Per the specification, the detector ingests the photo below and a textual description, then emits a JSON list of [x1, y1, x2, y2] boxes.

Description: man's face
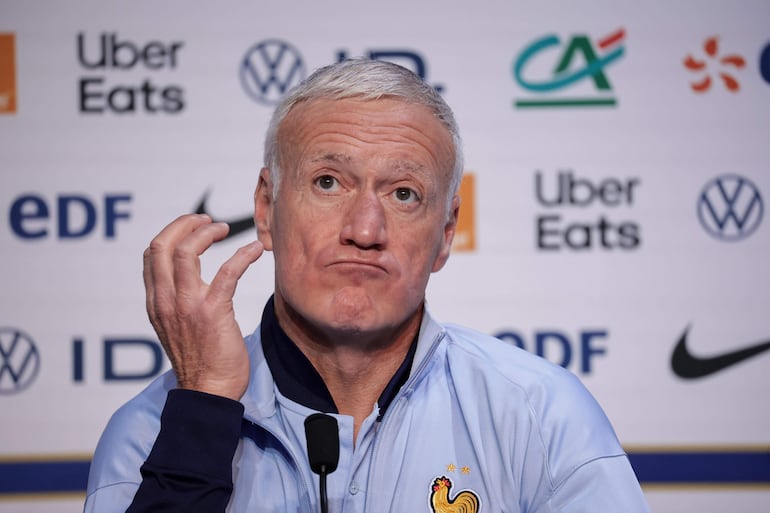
[[255, 97, 458, 344]]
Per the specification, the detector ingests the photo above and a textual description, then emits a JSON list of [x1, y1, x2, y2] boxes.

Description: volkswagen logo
[[697, 174, 763, 241], [0, 327, 41, 394], [240, 39, 306, 106]]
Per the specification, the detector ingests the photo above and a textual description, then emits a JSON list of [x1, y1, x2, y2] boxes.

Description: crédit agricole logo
[[513, 28, 625, 108]]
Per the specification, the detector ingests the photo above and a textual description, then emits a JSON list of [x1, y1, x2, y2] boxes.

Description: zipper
[[364, 329, 446, 513], [242, 417, 314, 513]]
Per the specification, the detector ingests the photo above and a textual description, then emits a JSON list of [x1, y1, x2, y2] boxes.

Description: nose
[[339, 190, 387, 249]]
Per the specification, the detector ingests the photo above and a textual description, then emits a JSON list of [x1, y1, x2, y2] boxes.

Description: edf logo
[[495, 329, 608, 375], [513, 28, 625, 108], [8, 193, 132, 239]]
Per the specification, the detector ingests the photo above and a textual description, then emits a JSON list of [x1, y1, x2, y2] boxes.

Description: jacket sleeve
[[123, 389, 245, 513]]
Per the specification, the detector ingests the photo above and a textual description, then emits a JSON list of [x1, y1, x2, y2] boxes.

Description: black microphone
[[304, 413, 340, 513]]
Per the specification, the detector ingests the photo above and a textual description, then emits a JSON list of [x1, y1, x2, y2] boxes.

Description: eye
[[315, 175, 340, 191], [393, 187, 419, 204]]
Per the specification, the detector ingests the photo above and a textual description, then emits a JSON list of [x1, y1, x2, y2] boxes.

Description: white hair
[[263, 58, 464, 208]]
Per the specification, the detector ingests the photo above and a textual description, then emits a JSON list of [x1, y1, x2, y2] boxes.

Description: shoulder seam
[[551, 453, 628, 494]]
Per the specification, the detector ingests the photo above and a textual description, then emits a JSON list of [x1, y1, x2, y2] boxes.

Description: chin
[[326, 286, 378, 319]]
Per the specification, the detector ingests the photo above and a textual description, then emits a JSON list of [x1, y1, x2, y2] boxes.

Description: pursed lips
[[326, 259, 389, 275]]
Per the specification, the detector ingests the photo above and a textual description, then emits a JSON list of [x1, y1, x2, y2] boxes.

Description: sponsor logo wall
[[1, 2, 768, 512]]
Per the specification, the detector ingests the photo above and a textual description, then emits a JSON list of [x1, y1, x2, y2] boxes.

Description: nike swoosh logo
[[671, 326, 770, 379], [194, 192, 255, 241]]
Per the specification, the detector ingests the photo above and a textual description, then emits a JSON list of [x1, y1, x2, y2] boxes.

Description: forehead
[[277, 97, 455, 174]]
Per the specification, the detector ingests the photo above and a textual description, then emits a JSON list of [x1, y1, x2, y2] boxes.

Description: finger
[[208, 240, 264, 304], [146, 214, 213, 295], [145, 215, 212, 330], [143, 247, 155, 317], [172, 222, 231, 294]]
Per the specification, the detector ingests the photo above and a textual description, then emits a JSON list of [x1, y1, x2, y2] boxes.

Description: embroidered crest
[[429, 476, 480, 513]]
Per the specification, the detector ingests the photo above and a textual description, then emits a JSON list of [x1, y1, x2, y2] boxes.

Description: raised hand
[[143, 214, 264, 400]]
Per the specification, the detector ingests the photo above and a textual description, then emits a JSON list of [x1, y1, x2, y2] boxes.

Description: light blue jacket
[[85, 310, 650, 512]]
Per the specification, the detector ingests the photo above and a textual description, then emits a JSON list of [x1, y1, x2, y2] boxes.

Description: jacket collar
[[241, 297, 443, 422]]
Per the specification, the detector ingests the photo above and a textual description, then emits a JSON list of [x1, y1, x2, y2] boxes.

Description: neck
[[274, 296, 423, 438]]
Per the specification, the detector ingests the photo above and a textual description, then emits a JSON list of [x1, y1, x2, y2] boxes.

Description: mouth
[[327, 260, 388, 275]]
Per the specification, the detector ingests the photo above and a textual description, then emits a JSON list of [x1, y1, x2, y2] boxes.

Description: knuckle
[[148, 238, 167, 256], [172, 243, 193, 263], [218, 260, 239, 280]]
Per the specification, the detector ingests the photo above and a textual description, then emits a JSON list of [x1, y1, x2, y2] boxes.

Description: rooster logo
[[429, 476, 480, 513]]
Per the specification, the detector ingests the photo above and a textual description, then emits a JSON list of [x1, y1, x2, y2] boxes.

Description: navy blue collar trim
[[260, 296, 418, 418]]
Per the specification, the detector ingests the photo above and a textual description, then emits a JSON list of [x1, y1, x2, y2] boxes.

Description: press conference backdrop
[[1, 1, 769, 511]]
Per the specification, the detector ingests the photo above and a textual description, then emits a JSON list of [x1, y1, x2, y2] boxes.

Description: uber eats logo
[[77, 32, 185, 114], [535, 170, 641, 250]]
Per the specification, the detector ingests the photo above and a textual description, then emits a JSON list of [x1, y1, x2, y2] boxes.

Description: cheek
[[275, 212, 336, 269], [399, 239, 442, 284], [411, 221, 447, 264], [271, 210, 308, 267]]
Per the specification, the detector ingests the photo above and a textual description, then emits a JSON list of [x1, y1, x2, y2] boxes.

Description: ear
[[431, 194, 460, 273], [254, 167, 274, 251]]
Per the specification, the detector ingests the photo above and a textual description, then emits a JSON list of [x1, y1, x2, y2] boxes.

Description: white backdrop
[[1, 1, 769, 511]]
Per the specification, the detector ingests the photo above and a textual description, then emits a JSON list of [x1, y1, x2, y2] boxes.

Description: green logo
[[513, 29, 625, 108]]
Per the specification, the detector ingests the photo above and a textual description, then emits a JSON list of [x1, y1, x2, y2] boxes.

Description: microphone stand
[[319, 463, 330, 513]]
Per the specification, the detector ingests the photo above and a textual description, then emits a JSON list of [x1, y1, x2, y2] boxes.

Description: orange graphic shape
[[597, 28, 625, 49], [720, 55, 746, 68], [683, 55, 705, 71], [720, 73, 740, 92], [704, 37, 718, 57], [452, 173, 475, 252], [684, 35, 745, 94], [0, 33, 17, 114], [690, 76, 711, 93]]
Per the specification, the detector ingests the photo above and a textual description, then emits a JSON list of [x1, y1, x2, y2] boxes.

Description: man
[[85, 59, 650, 513]]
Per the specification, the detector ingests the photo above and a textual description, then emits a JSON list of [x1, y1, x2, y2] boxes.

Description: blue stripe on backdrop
[[0, 461, 91, 494], [0, 451, 768, 495], [628, 451, 770, 484]]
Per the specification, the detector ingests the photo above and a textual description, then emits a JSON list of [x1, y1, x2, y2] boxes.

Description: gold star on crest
[[447, 463, 456, 472], [461, 466, 471, 474]]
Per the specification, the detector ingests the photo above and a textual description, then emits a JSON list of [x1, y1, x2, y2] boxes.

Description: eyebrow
[[391, 160, 428, 174], [309, 153, 352, 165]]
